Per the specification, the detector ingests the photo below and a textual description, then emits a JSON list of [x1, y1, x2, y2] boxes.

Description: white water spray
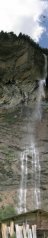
[[18, 151, 28, 213], [15, 224, 37, 238], [34, 54, 47, 120], [31, 143, 41, 209], [35, 78, 45, 120], [18, 142, 41, 212], [32, 225, 37, 238]]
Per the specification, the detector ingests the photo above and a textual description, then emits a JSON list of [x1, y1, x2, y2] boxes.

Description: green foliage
[[10, 235, 16, 238], [0, 30, 48, 86], [0, 30, 48, 52], [0, 31, 17, 41], [0, 205, 16, 221], [0, 196, 2, 202]]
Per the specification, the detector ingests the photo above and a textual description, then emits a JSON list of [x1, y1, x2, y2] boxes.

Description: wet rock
[[46, 75, 48, 88]]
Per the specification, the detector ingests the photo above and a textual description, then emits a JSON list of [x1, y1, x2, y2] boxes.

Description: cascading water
[[18, 151, 28, 213], [31, 142, 41, 209], [32, 225, 37, 238], [17, 54, 47, 213], [35, 78, 45, 120], [15, 224, 37, 238]]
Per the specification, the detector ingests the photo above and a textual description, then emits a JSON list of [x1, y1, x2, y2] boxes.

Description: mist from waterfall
[[17, 54, 47, 214]]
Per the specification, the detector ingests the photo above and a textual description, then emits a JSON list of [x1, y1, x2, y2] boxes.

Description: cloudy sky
[[0, 0, 48, 48]]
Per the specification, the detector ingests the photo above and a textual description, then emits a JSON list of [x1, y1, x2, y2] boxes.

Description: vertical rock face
[[46, 75, 48, 88], [0, 32, 48, 215], [0, 32, 46, 107]]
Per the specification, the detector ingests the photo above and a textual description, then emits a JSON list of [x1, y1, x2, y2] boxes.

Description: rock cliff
[[0, 32, 48, 215], [0, 31, 47, 108]]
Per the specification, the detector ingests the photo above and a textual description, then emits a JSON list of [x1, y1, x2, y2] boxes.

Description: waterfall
[[31, 143, 41, 209], [34, 54, 47, 120], [15, 225, 23, 238], [18, 151, 28, 213], [18, 142, 41, 212], [32, 225, 37, 238], [17, 53, 47, 214], [35, 78, 45, 120], [15, 224, 37, 238]]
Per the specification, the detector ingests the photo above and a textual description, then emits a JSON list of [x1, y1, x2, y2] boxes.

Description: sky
[[0, 0, 48, 48]]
